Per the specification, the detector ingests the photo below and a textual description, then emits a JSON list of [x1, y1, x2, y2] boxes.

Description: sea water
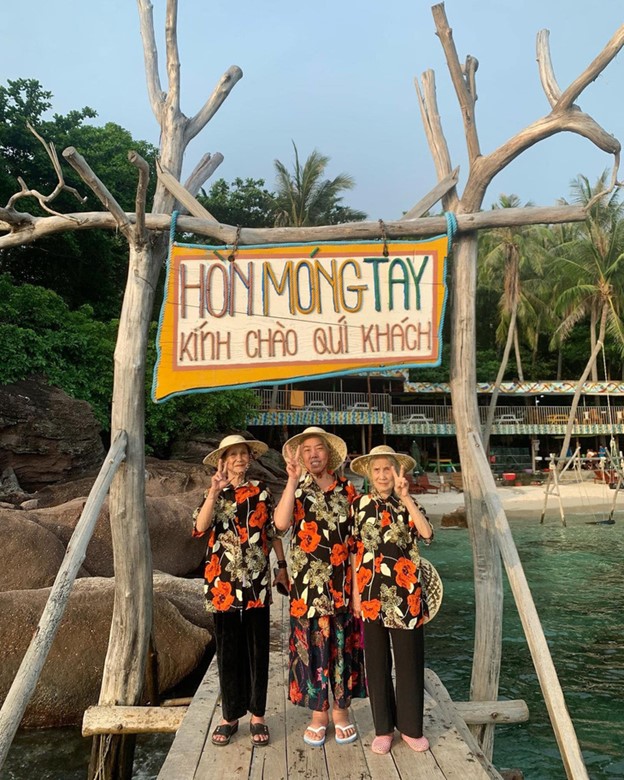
[[2, 514, 623, 779]]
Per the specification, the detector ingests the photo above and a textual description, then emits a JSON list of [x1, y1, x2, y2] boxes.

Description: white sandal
[[303, 725, 327, 747], [335, 722, 358, 744]]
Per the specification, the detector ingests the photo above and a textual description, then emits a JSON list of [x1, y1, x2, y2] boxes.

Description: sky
[[1, 1, 622, 221]]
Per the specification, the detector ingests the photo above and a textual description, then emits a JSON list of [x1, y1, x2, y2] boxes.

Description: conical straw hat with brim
[[350, 445, 416, 476], [420, 557, 443, 623], [203, 434, 268, 467], [282, 427, 347, 473]]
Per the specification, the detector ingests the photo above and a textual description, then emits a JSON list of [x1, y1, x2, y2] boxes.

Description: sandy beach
[[415, 479, 623, 521]]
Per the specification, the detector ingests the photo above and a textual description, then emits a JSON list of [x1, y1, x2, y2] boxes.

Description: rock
[[0, 512, 74, 591], [0, 466, 27, 504], [27, 491, 207, 578], [0, 379, 104, 491], [440, 506, 468, 528], [153, 572, 213, 631], [0, 578, 211, 727], [20, 499, 39, 510]]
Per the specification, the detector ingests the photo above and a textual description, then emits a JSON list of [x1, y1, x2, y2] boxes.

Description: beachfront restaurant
[[246, 377, 624, 477]]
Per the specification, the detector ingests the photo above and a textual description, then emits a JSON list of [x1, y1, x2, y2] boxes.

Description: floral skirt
[[288, 611, 367, 711]]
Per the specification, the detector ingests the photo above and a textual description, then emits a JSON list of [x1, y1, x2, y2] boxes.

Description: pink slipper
[[371, 734, 393, 754], [401, 734, 429, 752]]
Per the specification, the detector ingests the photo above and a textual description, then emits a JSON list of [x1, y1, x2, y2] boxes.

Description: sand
[[416, 479, 623, 521]]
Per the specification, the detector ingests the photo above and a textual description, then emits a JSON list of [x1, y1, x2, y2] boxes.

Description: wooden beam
[[156, 160, 218, 222], [454, 700, 529, 725], [0, 433, 127, 770], [400, 167, 460, 220], [467, 431, 590, 780], [82, 706, 187, 736], [0, 203, 588, 250]]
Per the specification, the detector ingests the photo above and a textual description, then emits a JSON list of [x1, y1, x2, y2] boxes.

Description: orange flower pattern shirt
[[192, 480, 275, 612], [351, 492, 433, 629], [288, 473, 357, 619]]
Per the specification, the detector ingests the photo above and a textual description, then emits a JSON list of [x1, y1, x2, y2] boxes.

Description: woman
[[274, 427, 367, 747], [349, 445, 434, 755], [193, 434, 288, 747]]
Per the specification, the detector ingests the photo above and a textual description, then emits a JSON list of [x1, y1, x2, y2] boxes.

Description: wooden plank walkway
[[157, 596, 503, 780]]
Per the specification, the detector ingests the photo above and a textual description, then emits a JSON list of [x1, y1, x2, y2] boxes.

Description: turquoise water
[[427, 514, 624, 780], [2, 514, 622, 779]]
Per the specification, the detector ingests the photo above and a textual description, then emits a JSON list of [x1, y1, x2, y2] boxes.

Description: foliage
[[273, 142, 367, 226], [198, 177, 276, 228], [0, 78, 159, 319], [144, 324, 259, 457], [0, 274, 116, 427]]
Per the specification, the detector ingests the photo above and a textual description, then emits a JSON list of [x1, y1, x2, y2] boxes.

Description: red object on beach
[[502, 473, 516, 484]]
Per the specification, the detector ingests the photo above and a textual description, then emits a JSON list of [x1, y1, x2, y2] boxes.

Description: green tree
[[273, 143, 366, 226], [198, 177, 276, 228], [549, 173, 624, 460], [478, 195, 545, 446], [0, 79, 158, 318]]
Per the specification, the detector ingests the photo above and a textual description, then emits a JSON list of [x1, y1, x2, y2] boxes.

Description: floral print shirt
[[192, 479, 274, 612], [288, 472, 358, 619], [351, 492, 433, 630]]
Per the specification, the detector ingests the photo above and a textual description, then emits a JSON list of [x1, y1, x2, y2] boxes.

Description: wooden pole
[[468, 432, 590, 780], [0, 432, 127, 771]]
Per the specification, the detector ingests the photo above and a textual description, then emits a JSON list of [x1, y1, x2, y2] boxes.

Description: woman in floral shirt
[[274, 427, 367, 747], [193, 434, 288, 747], [350, 445, 434, 756]]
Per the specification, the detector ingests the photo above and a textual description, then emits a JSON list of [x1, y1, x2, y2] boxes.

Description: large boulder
[[0, 512, 77, 591], [153, 571, 213, 631], [0, 578, 211, 727], [0, 379, 104, 492], [26, 491, 207, 578]]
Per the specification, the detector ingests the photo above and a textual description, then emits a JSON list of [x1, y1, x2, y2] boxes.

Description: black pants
[[363, 620, 425, 738], [213, 606, 270, 722]]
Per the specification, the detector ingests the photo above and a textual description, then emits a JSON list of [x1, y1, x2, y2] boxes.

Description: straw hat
[[282, 427, 347, 473], [203, 434, 268, 467], [350, 445, 416, 477], [420, 557, 443, 623]]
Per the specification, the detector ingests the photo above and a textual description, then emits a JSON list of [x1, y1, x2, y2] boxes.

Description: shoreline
[[415, 481, 623, 521]]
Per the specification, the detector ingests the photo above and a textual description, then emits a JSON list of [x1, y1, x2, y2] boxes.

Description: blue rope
[[169, 209, 179, 247], [444, 211, 458, 251]]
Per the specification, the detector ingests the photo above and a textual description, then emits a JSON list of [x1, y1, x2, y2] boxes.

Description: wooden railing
[[252, 392, 624, 427]]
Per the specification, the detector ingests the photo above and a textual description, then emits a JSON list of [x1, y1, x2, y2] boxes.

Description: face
[[223, 443, 251, 478], [300, 436, 330, 476], [370, 457, 395, 496]]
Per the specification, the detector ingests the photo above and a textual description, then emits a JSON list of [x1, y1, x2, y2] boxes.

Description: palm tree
[[550, 172, 624, 462], [479, 194, 545, 448], [273, 142, 366, 226]]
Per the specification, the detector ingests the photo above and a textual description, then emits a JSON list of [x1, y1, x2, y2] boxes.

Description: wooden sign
[[152, 238, 449, 401]]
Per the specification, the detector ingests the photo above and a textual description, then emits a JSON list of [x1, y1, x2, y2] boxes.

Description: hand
[[392, 464, 409, 499], [284, 445, 302, 483], [210, 458, 231, 494], [273, 567, 291, 594]]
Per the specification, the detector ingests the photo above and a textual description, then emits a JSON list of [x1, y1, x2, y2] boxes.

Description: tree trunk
[[590, 305, 598, 382], [88, 243, 156, 780], [558, 305, 607, 464], [483, 301, 518, 451], [513, 326, 524, 382], [450, 234, 503, 759]]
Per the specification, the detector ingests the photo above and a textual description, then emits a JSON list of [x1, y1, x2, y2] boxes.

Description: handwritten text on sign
[[153, 239, 448, 400]]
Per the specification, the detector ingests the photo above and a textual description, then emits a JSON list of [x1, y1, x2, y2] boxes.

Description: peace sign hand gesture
[[391, 464, 409, 499], [285, 445, 303, 483], [210, 458, 231, 495]]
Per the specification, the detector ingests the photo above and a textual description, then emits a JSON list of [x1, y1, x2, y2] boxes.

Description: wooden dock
[[157, 596, 504, 780]]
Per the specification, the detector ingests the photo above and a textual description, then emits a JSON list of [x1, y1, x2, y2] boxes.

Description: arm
[[272, 536, 290, 592], [194, 458, 229, 534], [392, 466, 433, 540], [273, 445, 302, 532], [350, 552, 361, 618]]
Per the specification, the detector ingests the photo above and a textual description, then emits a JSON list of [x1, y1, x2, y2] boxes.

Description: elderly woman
[[274, 427, 367, 747], [193, 434, 288, 747], [349, 445, 434, 755]]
